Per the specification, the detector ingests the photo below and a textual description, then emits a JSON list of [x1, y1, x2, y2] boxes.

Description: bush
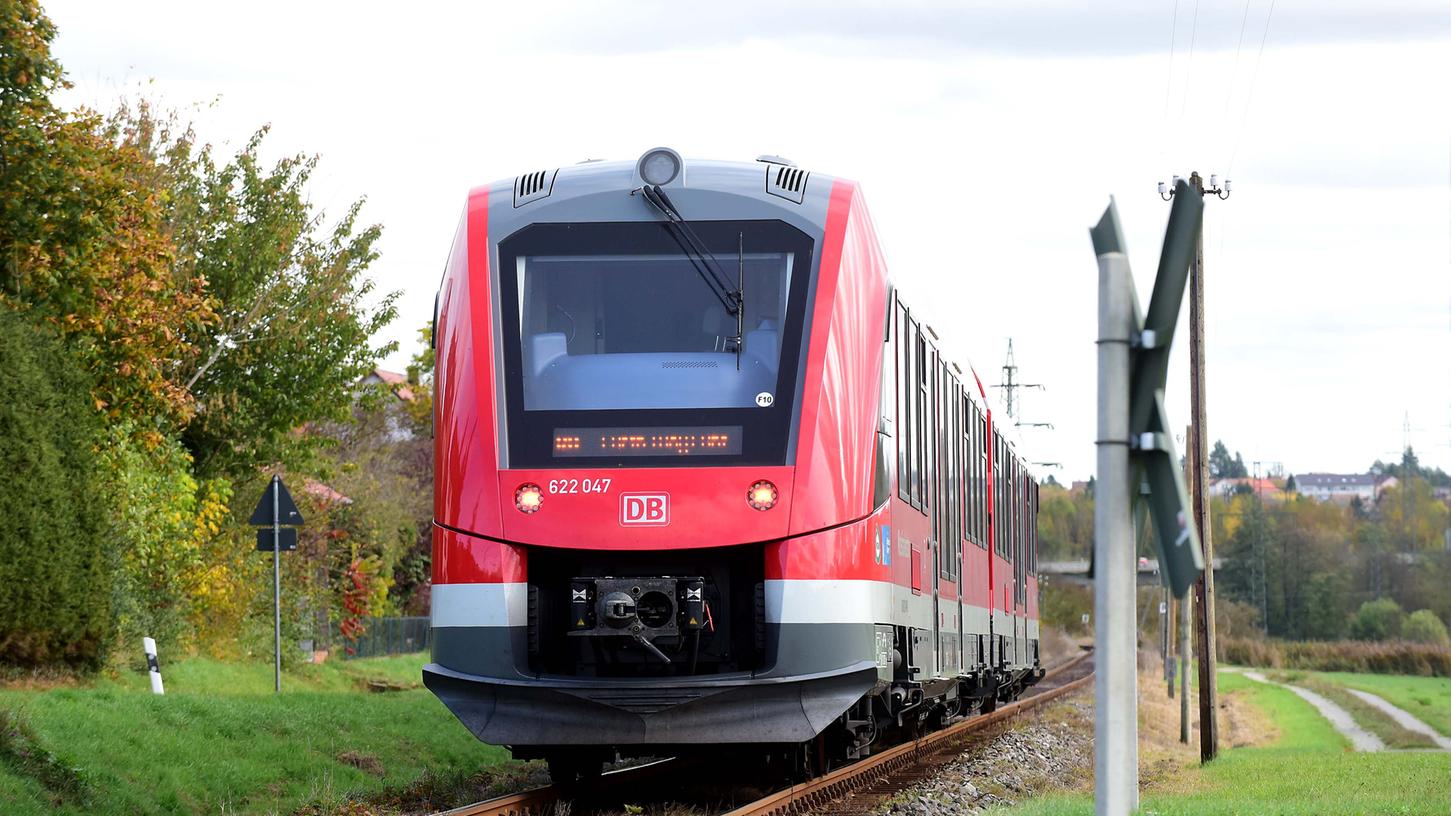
[[0, 312, 113, 668], [1041, 581, 1092, 636], [1349, 598, 1405, 642], [1219, 636, 1451, 676], [1402, 610, 1451, 646]]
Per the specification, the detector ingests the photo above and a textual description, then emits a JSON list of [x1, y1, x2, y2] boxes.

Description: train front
[[425, 149, 890, 769]]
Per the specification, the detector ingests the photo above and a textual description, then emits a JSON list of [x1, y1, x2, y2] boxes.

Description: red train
[[424, 148, 1042, 782]]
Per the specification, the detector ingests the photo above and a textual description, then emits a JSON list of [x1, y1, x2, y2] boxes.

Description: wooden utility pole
[[1188, 170, 1220, 761]]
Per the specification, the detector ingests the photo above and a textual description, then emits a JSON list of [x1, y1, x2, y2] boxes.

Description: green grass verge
[[1006, 669, 1451, 815], [1318, 671, 1451, 739], [0, 654, 510, 815]]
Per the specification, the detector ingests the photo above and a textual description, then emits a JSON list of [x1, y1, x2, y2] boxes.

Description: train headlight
[[515, 483, 543, 514], [637, 147, 682, 186], [747, 480, 779, 511]]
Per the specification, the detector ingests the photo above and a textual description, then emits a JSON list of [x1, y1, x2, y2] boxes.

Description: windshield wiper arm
[[638, 185, 741, 319]]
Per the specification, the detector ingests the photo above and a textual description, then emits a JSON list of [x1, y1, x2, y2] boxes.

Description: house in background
[[1293, 472, 1385, 504], [358, 368, 418, 441], [1209, 477, 1285, 502]]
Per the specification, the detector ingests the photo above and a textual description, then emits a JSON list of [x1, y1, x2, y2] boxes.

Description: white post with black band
[[143, 636, 164, 695]]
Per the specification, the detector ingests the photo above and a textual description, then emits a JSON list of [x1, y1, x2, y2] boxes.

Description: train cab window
[[873, 303, 895, 512], [497, 219, 814, 467]]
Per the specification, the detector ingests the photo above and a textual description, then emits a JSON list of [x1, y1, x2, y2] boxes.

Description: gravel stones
[[877, 695, 1093, 816]]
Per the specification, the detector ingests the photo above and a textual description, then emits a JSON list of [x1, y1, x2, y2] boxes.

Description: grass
[[1005, 668, 1451, 815], [0, 653, 511, 815], [1318, 671, 1451, 739]]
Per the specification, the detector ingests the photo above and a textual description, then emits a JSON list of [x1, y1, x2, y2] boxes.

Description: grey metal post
[[1094, 247, 1137, 815], [273, 475, 282, 694]]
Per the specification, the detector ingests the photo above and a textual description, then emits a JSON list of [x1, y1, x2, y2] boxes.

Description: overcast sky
[[47, 0, 1451, 480]]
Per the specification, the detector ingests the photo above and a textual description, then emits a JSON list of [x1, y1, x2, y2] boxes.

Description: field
[[1006, 668, 1451, 815], [0, 655, 514, 815]]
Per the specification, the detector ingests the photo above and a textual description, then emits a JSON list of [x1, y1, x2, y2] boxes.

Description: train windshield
[[517, 251, 791, 411], [498, 220, 814, 467]]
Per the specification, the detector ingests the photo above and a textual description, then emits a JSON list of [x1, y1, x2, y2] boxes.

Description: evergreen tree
[[0, 312, 112, 667]]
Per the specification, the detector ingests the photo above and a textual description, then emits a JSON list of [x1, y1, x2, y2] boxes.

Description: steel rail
[[437, 649, 1093, 816]]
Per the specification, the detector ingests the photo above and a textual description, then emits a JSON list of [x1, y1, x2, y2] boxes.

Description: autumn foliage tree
[[0, 1, 403, 667]]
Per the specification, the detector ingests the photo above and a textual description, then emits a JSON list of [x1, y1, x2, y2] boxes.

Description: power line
[[1178, 0, 1202, 122], [1221, 0, 1255, 126], [1162, 0, 1181, 159], [1227, 0, 1278, 175]]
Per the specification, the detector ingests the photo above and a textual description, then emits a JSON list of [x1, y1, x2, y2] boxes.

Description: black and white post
[[143, 636, 164, 695], [1093, 211, 1137, 815]]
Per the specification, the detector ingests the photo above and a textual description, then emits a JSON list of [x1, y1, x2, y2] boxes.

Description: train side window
[[979, 412, 987, 549], [915, 331, 927, 514], [897, 306, 913, 506]]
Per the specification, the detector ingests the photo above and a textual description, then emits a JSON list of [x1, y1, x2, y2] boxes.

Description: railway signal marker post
[[250, 475, 304, 693], [1090, 183, 1205, 816]]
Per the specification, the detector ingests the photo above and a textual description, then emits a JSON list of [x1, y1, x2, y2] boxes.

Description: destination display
[[553, 426, 743, 457]]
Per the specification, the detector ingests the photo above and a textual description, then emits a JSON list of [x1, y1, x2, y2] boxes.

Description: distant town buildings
[[1292, 472, 1397, 504], [1209, 477, 1285, 501]]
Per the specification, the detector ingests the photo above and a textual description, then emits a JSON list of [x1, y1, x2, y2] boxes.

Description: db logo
[[620, 493, 670, 526]]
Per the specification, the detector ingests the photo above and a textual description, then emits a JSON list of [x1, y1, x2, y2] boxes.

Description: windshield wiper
[[637, 185, 745, 365]]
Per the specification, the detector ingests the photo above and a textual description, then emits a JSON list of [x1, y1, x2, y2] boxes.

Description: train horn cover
[[636, 147, 683, 187]]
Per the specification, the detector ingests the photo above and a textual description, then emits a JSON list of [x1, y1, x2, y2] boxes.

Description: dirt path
[[1241, 670, 1385, 751], [1344, 688, 1451, 751]]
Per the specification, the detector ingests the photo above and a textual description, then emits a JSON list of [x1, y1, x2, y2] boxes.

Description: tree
[[1349, 598, 1404, 642], [152, 120, 399, 479], [0, 312, 113, 667], [1285, 474, 1298, 493], [1401, 610, 1450, 645], [1208, 440, 1248, 478], [2, 36, 213, 432]]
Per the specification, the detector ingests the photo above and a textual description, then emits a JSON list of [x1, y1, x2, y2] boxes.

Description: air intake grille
[[514, 169, 558, 208], [661, 361, 718, 369], [766, 165, 809, 204]]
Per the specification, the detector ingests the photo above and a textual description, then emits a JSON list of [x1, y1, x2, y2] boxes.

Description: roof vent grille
[[766, 165, 809, 204], [513, 169, 558, 208]]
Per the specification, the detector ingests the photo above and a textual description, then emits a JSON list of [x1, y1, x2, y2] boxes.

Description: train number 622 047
[[548, 478, 612, 495]]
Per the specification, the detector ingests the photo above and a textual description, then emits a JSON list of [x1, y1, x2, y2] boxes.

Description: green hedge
[[1220, 636, 1451, 677], [0, 311, 113, 668]]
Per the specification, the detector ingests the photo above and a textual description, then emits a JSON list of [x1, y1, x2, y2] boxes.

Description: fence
[[335, 616, 431, 659]]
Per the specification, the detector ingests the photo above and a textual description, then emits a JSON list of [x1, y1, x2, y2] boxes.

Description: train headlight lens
[[747, 480, 779, 511], [638, 148, 681, 186], [515, 483, 543, 514]]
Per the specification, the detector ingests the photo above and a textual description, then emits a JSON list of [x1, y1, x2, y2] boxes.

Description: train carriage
[[424, 148, 1042, 781]]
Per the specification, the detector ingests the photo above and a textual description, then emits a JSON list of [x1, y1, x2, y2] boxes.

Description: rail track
[[436, 649, 1093, 816]]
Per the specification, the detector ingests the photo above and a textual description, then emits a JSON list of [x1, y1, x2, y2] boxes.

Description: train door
[[932, 357, 962, 679], [1014, 457, 1027, 669]]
